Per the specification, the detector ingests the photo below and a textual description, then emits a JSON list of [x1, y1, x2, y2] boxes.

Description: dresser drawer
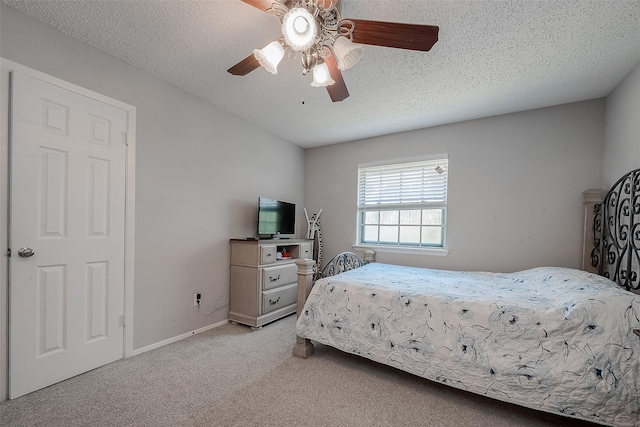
[[262, 263, 297, 291], [260, 245, 276, 264], [262, 283, 297, 315]]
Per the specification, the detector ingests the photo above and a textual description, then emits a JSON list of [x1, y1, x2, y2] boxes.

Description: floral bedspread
[[296, 263, 640, 426]]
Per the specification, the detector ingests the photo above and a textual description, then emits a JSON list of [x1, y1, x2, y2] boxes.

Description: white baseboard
[[130, 319, 229, 357]]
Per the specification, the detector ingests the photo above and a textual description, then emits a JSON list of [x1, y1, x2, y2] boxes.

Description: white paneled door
[[9, 71, 128, 398]]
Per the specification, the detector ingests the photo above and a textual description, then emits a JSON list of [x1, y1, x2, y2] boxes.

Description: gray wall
[[0, 5, 304, 400], [603, 61, 640, 188], [304, 100, 605, 273]]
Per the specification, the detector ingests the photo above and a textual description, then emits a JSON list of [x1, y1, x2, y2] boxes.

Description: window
[[357, 157, 448, 248]]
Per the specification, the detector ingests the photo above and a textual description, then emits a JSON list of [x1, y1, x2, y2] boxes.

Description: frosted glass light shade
[[310, 62, 335, 87], [333, 36, 363, 70], [253, 41, 285, 74], [282, 8, 317, 52]]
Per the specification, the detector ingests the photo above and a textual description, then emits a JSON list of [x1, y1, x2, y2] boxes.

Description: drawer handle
[[266, 253, 272, 257], [269, 274, 281, 282], [269, 297, 281, 305]]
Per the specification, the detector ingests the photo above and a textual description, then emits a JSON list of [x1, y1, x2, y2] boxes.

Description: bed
[[292, 168, 640, 427]]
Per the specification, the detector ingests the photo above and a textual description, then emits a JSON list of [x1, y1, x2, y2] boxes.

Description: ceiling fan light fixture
[[231, 0, 439, 102], [253, 41, 285, 74], [310, 61, 335, 87], [282, 8, 317, 52], [332, 36, 364, 71]]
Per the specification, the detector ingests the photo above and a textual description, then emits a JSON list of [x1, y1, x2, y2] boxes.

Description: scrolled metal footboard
[[592, 168, 640, 292]]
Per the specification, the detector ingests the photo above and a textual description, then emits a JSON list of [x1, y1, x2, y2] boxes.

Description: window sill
[[352, 244, 449, 257]]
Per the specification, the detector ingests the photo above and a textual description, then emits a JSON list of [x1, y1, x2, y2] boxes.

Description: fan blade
[[227, 54, 261, 76], [240, 0, 276, 13], [325, 55, 349, 102], [350, 19, 439, 52]]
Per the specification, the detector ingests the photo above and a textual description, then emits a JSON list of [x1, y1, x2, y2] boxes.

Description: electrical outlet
[[194, 293, 201, 306]]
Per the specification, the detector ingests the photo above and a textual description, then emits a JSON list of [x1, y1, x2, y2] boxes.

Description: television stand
[[228, 238, 313, 329]]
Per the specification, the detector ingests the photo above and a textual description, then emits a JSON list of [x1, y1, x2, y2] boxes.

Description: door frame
[[0, 58, 136, 400]]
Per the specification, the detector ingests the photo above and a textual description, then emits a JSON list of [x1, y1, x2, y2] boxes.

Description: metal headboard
[[317, 251, 375, 280], [592, 168, 640, 292]]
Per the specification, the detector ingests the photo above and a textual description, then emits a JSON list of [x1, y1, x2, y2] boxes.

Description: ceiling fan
[[227, 0, 439, 102]]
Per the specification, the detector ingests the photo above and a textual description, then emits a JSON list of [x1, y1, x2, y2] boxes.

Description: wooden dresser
[[229, 238, 313, 329]]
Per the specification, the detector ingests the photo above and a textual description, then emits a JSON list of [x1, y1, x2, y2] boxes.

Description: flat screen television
[[257, 197, 295, 238]]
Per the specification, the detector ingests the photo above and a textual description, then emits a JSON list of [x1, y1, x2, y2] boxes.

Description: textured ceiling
[[3, 0, 640, 148]]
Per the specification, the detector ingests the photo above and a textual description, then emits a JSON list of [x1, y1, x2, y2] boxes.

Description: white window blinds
[[358, 158, 448, 211]]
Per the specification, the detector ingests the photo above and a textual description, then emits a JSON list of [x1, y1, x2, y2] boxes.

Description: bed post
[[293, 258, 315, 358], [363, 249, 376, 263], [582, 189, 603, 274]]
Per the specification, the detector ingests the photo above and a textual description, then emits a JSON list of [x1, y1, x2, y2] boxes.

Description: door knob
[[17, 247, 35, 258]]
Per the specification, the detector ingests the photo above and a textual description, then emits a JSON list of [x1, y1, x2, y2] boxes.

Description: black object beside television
[[257, 197, 295, 238]]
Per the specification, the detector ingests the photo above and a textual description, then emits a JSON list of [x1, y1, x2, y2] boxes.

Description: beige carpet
[[1, 315, 596, 426]]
